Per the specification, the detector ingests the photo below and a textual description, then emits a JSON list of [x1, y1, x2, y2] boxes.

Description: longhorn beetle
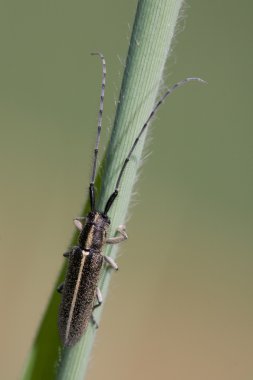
[[57, 52, 205, 347]]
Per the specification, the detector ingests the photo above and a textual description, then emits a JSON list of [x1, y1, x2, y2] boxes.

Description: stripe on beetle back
[[64, 214, 99, 344], [86, 213, 99, 249], [64, 249, 88, 344]]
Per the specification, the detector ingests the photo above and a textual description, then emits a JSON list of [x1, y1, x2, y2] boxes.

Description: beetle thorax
[[78, 211, 110, 251]]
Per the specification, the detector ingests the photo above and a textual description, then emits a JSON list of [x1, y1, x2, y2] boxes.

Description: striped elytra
[[58, 212, 108, 346]]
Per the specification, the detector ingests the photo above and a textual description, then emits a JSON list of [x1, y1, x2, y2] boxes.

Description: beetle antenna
[[104, 77, 206, 214], [89, 52, 106, 211]]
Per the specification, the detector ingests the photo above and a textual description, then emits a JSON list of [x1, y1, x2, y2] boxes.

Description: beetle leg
[[103, 255, 119, 270], [91, 288, 103, 328], [104, 225, 127, 269], [93, 287, 103, 309], [73, 218, 84, 231], [91, 314, 99, 329], [74, 216, 86, 221], [63, 245, 79, 258], [57, 282, 64, 294], [63, 251, 70, 258], [97, 287, 103, 304], [106, 224, 128, 244]]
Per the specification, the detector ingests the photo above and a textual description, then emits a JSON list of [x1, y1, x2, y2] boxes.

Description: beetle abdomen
[[58, 247, 103, 346]]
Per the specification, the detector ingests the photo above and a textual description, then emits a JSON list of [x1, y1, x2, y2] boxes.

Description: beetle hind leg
[[93, 287, 103, 309], [91, 314, 99, 329], [91, 287, 103, 328]]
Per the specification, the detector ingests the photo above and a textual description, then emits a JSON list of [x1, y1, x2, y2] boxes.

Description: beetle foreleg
[[106, 224, 128, 244], [73, 217, 86, 231]]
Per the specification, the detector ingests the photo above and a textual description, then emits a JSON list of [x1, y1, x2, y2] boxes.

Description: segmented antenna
[[89, 52, 106, 211], [104, 77, 206, 214]]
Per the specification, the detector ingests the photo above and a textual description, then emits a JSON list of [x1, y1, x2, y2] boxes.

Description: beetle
[[57, 52, 204, 346]]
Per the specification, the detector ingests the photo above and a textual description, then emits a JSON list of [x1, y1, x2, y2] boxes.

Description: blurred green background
[[1, 0, 252, 379]]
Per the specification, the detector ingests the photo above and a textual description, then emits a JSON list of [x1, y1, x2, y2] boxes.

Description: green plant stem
[[22, 1, 184, 379], [57, 1, 184, 379]]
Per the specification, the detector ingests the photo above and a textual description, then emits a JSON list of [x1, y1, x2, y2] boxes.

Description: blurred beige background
[[0, 0, 252, 379]]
